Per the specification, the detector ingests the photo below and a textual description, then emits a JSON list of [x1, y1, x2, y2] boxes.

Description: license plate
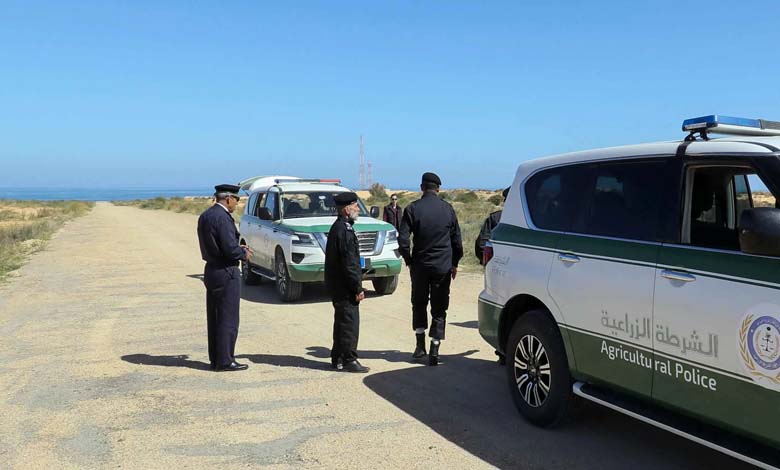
[[360, 256, 365, 268]]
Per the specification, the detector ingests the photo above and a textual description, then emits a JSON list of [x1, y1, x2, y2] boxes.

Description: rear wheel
[[371, 275, 398, 295], [506, 308, 572, 428], [275, 252, 303, 302]]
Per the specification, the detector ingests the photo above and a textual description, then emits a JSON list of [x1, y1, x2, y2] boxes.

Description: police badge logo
[[738, 308, 780, 390]]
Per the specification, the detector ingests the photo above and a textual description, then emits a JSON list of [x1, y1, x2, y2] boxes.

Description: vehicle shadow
[[362, 355, 750, 470], [121, 353, 211, 371], [240, 282, 386, 305]]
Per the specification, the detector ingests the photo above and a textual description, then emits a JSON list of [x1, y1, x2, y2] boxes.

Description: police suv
[[478, 116, 780, 468], [238, 176, 402, 302]]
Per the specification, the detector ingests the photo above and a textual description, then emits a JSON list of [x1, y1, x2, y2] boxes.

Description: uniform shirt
[[398, 191, 463, 273], [197, 204, 247, 268], [324, 215, 363, 301], [475, 210, 502, 264]]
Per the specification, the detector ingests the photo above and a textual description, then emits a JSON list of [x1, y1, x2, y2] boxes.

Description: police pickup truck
[[478, 115, 780, 469], [238, 176, 402, 302]]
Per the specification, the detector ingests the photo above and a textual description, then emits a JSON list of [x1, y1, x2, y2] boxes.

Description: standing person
[[324, 192, 369, 373], [398, 172, 463, 366], [197, 184, 253, 372], [475, 187, 510, 264], [383, 193, 403, 230]]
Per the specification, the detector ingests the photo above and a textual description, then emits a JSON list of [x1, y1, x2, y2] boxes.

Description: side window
[[525, 166, 584, 231], [263, 192, 279, 220], [572, 160, 665, 242], [247, 193, 258, 217], [734, 175, 752, 228], [254, 193, 266, 217]]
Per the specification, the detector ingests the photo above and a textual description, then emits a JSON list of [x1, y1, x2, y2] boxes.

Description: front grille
[[356, 231, 378, 254]]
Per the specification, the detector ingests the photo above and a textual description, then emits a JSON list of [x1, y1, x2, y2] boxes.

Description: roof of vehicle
[[514, 136, 780, 180], [238, 175, 351, 194]]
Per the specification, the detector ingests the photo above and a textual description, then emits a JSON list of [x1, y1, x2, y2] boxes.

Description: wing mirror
[[739, 208, 780, 256], [370, 206, 380, 218]]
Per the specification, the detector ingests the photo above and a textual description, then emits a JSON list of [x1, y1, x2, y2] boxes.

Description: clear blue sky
[[1, 1, 779, 190]]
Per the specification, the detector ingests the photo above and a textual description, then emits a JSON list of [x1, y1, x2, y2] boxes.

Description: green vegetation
[[0, 200, 94, 280]]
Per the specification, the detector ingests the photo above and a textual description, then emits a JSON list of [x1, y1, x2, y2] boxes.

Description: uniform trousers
[[204, 265, 240, 367], [331, 299, 360, 362], [410, 265, 452, 340]]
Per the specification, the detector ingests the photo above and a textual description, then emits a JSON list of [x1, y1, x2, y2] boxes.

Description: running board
[[573, 382, 780, 470], [250, 267, 275, 281]]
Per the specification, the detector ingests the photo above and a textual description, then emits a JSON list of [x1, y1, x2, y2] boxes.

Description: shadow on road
[[306, 346, 479, 364], [362, 354, 750, 470], [238, 353, 333, 371], [450, 320, 478, 329], [186, 274, 204, 282], [121, 354, 211, 371], [240, 282, 386, 305]]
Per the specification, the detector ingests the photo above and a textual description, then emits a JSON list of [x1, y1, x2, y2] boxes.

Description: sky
[[1, 1, 779, 190]]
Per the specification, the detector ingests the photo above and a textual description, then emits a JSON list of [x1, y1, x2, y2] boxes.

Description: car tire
[[506, 308, 572, 428], [275, 252, 303, 302], [371, 275, 398, 295], [241, 258, 262, 285]]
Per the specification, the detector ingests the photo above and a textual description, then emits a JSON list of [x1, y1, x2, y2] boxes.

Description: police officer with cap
[[324, 191, 369, 373], [197, 184, 253, 372], [398, 172, 463, 365]]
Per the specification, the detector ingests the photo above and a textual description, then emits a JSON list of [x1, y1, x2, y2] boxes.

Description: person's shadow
[[121, 354, 211, 371], [450, 320, 479, 329], [305, 346, 479, 364]]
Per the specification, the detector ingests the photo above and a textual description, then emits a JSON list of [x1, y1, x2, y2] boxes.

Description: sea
[[0, 188, 212, 201]]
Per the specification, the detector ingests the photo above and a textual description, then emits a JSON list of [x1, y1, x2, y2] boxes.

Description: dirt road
[[0, 203, 751, 469]]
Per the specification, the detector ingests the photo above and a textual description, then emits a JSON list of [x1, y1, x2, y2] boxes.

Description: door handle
[[661, 269, 696, 282], [558, 253, 580, 264]]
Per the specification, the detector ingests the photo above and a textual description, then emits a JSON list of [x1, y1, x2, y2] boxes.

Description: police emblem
[[738, 308, 780, 390]]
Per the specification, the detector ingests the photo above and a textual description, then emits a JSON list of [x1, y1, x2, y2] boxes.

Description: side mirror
[[257, 207, 273, 221], [370, 206, 380, 218], [739, 208, 780, 256]]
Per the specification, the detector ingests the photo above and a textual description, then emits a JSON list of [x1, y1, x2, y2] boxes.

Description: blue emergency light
[[682, 115, 780, 137]]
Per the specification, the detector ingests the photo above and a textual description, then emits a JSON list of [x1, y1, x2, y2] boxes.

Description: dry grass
[[0, 200, 94, 280], [114, 197, 247, 222]]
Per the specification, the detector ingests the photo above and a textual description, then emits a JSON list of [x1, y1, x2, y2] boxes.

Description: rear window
[[525, 166, 585, 231]]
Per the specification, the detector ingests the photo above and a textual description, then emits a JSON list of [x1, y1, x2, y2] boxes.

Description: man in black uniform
[[398, 172, 463, 366], [475, 186, 509, 264], [197, 184, 253, 372], [324, 192, 369, 373]]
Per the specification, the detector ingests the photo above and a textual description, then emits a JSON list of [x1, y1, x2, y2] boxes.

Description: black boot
[[429, 339, 440, 366], [412, 333, 427, 359]]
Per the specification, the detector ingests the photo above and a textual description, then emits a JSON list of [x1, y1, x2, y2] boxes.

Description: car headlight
[[292, 232, 317, 246], [386, 229, 398, 243]]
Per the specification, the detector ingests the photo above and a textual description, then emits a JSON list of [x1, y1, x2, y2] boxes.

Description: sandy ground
[[0, 203, 754, 469]]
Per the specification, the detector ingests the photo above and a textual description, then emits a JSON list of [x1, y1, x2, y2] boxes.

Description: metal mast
[[359, 135, 365, 189]]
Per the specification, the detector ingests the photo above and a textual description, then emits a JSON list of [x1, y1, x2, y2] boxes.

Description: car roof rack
[[683, 115, 780, 141]]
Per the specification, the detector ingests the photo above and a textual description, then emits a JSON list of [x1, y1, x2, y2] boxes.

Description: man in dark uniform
[[382, 193, 403, 230], [475, 186, 509, 264], [398, 172, 463, 366], [197, 184, 253, 372], [324, 192, 369, 373]]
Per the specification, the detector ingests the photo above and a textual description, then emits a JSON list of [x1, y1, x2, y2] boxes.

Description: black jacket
[[475, 210, 502, 264], [383, 204, 403, 230], [325, 215, 363, 301], [398, 191, 463, 273], [197, 204, 247, 268]]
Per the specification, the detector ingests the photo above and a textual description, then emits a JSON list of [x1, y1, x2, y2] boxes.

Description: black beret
[[421, 172, 441, 186], [502, 186, 510, 199], [334, 192, 358, 206], [215, 184, 240, 195]]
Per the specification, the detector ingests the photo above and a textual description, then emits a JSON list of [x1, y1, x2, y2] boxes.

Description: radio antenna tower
[[359, 135, 366, 189], [367, 161, 374, 188]]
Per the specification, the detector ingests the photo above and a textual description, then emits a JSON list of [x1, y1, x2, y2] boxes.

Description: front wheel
[[371, 275, 398, 295], [506, 309, 572, 428], [275, 252, 303, 302]]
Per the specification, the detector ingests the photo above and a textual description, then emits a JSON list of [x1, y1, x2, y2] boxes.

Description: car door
[[548, 158, 669, 399], [257, 189, 280, 270], [242, 192, 262, 260], [652, 159, 780, 446]]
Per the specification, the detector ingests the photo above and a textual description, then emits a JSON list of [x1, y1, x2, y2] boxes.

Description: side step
[[250, 266, 275, 281], [573, 382, 780, 470]]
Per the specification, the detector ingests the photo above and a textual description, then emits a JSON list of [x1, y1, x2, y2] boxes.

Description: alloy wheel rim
[[276, 259, 287, 294], [514, 334, 551, 408]]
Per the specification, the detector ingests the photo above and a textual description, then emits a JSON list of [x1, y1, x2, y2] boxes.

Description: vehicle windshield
[[280, 191, 369, 219]]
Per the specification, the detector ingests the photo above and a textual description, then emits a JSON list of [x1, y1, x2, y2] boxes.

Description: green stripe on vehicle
[[284, 222, 393, 233]]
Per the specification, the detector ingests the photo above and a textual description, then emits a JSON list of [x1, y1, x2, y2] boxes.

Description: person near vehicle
[[324, 192, 369, 373], [398, 172, 463, 365], [197, 184, 253, 372], [383, 193, 403, 230], [475, 187, 510, 264]]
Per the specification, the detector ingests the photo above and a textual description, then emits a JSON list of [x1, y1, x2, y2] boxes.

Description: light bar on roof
[[682, 115, 780, 137], [274, 178, 342, 184]]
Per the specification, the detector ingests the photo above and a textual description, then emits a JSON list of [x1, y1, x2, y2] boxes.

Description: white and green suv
[[479, 115, 780, 468], [238, 176, 402, 302]]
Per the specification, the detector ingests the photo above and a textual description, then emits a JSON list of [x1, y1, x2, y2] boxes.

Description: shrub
[[488, 194, 504, 206], [454, 191, 479, 203]]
